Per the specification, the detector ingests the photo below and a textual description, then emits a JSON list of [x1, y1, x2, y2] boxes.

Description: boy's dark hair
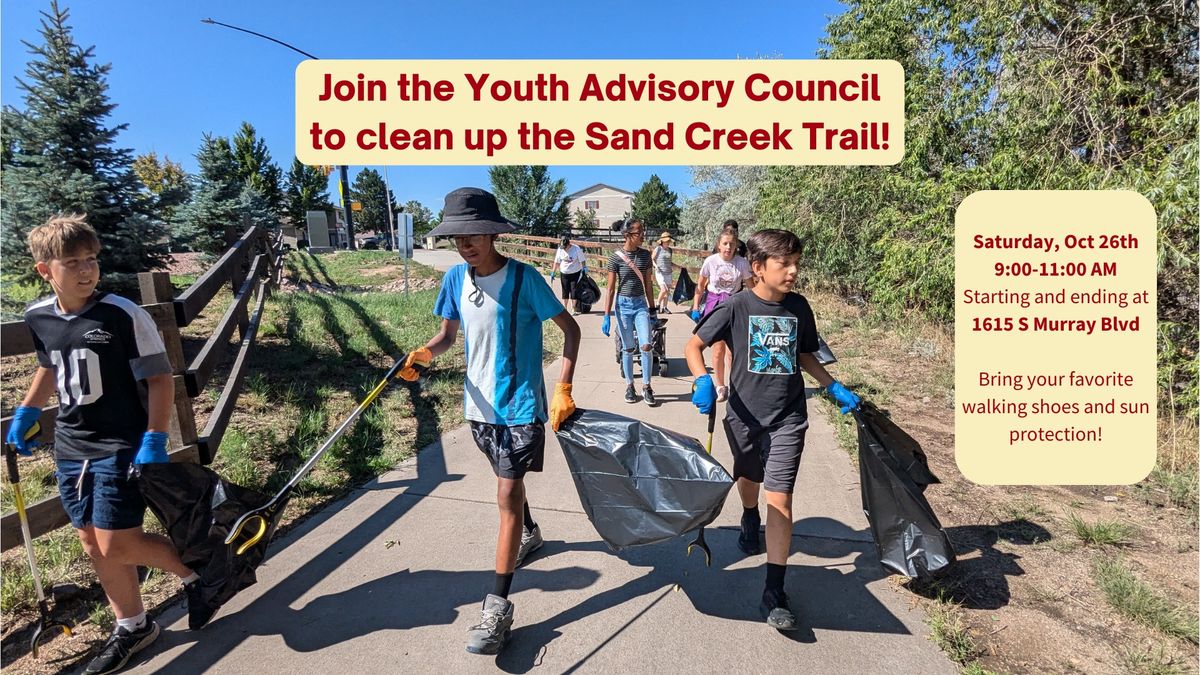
[[722, 218, 739, 231], [746, 228, 802, 267]]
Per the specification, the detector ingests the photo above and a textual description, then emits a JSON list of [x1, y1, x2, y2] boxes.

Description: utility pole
[[382, 166, 407, 297]]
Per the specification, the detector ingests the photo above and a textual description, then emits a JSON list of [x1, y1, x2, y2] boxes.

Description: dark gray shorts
[[722, 415, 807, 493], [470, 421, 545, 479]]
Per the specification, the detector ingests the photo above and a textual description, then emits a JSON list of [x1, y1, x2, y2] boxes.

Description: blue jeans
[[615, 295, 652, 385], [56, 450, 145, 530]]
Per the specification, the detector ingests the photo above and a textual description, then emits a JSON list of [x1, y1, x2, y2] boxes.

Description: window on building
[[584, 200, 600, 210]]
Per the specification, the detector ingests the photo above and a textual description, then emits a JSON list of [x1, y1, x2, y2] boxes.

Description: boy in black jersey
[[6, 215, 213, 674], [684, 228, 861, 632]]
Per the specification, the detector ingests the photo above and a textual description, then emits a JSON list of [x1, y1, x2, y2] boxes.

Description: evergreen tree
[[177, 134, 241, 253], [350, 168, 395, 235], [232, 122, 284, 223], [631, 174, 681, 233], [284, 159, 332, 226], [488, 165, 569, 235], [1, 1, 168, 282]]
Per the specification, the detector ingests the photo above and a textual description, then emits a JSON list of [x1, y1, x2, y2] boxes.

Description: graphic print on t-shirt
[[748, 315, 797, 375]]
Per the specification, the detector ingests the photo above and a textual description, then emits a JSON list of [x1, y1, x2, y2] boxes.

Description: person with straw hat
[[652, 231, 675, 314], [396, 187, 581, 655]]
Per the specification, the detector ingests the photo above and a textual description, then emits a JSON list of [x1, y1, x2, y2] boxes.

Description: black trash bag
[[555, 409, 733, 550], [672, 267, 696, 306], [136, 463, 275, 610], [814, 334, 837, 365], [574, 272, 600, 311], [853, 402, 954, 578]]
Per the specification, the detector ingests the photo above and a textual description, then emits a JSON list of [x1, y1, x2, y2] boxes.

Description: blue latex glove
[[826, 380, 862, 414], [689, 309, 702, 323], [691, 375, 716, 415], [5, 406, 41, 456], [601, 314, 611, 337], [135, 431, 170, 464], [550, 271, 557, 282]]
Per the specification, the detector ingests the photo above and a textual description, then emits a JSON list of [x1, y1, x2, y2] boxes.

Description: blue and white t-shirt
[[434, 260, 565, 425]]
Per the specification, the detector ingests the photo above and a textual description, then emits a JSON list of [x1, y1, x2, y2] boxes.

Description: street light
[[200, 18, 358, 250]]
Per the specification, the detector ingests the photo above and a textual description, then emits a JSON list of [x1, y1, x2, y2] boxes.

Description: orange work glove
[[397, 347, 432, 382], [548, 382, 576, 432]]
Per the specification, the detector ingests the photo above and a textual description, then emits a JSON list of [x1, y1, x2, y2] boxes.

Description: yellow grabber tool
[[225, 355, 423, 555], [4, 421, 74, 657]]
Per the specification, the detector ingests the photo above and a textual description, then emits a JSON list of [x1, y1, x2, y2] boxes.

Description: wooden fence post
[[139, 271, 199, 459]]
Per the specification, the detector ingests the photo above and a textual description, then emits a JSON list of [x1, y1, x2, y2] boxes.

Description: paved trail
[[127, 249, 953, 674]]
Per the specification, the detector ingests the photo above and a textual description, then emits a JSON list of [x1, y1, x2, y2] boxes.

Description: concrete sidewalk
[[127, 251, 954, 674]]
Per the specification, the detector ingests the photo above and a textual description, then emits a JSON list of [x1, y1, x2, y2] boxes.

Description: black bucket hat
[[426, 187, 518, 237]]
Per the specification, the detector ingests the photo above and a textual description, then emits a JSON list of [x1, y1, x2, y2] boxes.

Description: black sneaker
[[642, 385, 656, 405], [760, 588, 798, 631], [185, 579, 220, 631], [738, 510, 762, 555], [465, 594, 514, 655], [624, 385, 638, 403], [83, 621, 160, 674]]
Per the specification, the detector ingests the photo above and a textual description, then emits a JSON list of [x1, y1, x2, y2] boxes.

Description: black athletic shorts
[[470, 421, 546, 479], [722, 414, 807, 493], [560, 270, 582, 300]]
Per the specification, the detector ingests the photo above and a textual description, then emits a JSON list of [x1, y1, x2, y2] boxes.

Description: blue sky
[[2, 0, 843, 212]]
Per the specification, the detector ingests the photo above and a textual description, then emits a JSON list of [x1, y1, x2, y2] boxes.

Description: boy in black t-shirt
[[6, 215, 212, 674], [684, 228, 860, 631]]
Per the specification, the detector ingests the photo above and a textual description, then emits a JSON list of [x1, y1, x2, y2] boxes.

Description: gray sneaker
[[516, 524, 544, 567], [465, 594, 514, 655]]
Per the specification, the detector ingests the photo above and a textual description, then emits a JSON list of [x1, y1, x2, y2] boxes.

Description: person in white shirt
[[551, 236, 587, 315], [652, 232, 675, 314]]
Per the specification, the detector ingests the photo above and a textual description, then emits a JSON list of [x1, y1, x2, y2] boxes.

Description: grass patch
[[1118, 642, 1191, 675], [926, 595, 979, 664], [1092, 556, 1199, 644], [284, 250, 437, 288], [1066, 511, 1134, 546]]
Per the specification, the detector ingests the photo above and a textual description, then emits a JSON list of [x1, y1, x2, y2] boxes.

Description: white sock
[[181, 571, 200, 585], [116, 611, 147, 632]]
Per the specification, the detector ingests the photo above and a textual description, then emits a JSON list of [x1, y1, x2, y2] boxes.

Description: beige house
[[566, 183, 633, 232]]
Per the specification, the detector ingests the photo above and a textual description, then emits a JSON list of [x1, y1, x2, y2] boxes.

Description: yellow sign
[[351, 201, 363, 212]]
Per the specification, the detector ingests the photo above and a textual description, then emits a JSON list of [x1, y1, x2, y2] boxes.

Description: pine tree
[[350, 168, 395, 235], [488, 165, 569, 235], [1, 1, 168, 283], [284, 159, 332, 227], [177, 134, 241, 253], [631, 174, 681, 233], [232, 122, 284, 223]]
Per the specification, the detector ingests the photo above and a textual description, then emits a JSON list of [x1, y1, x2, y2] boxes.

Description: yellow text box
[[295, 60, 904, 165], [954, 191, 1157, 485]]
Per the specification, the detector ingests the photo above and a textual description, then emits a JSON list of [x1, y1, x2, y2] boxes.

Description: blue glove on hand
[[826, 380, 862, 414], [135, 431, 170, 464], [689, 309, 702, 323], [5, 406, 41, 456], [601, 315, 611, 337], [692, 375, 717, 415], [550, 271, 557, 281]]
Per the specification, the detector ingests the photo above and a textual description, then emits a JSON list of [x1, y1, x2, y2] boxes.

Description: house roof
[[566, 183, 634, 199]]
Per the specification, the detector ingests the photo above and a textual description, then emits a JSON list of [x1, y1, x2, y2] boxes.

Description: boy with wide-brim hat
[[397, 187, 581, 655]]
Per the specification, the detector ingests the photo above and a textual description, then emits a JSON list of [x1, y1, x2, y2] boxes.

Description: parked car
[[360, 235, 392, 250]]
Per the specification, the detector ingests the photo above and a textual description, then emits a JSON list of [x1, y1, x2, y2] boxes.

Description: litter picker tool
[[225, 355, 423, 555], [4, 422, 74, 657], [686, 405, 718, 566]]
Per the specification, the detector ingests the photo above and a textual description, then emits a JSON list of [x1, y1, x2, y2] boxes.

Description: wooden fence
[[0, 226, 283, 551], [494, 233, 711, 277]]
